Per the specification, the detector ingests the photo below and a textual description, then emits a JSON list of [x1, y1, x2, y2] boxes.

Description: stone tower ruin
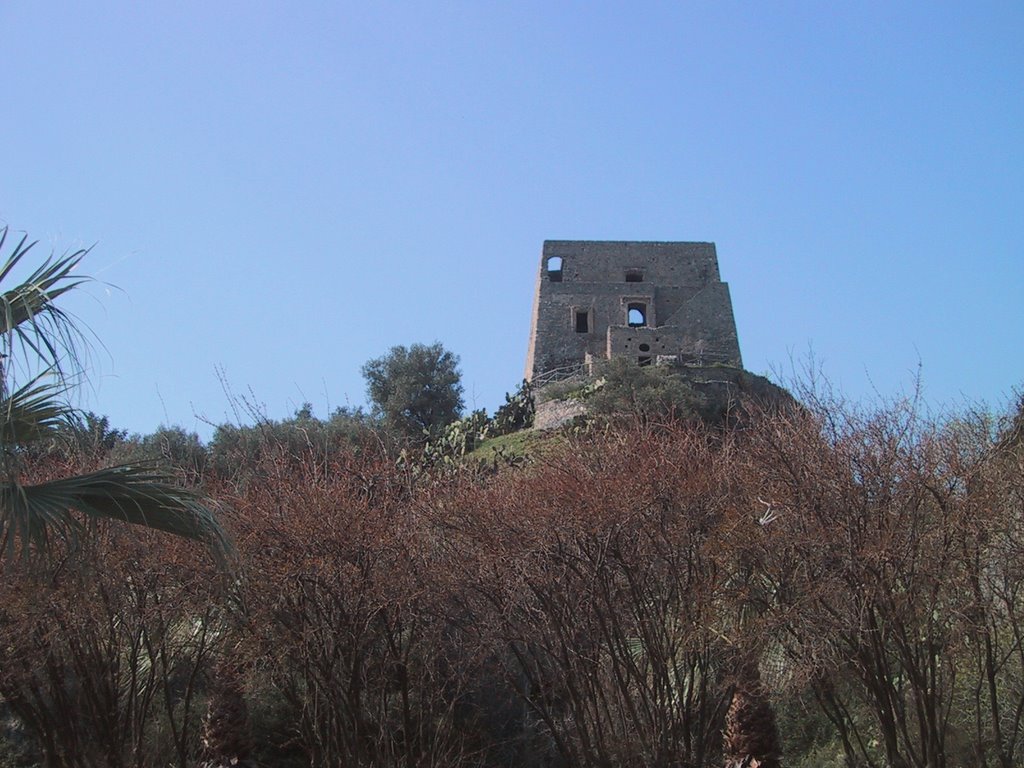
[[525, 240, 742, 382]]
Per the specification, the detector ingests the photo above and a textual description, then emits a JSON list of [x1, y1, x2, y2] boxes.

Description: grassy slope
[[467, 428, 563, 463]]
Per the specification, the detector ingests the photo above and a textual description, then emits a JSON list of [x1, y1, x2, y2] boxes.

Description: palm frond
[[0, 228, 230, 565], [0, 465, 230, 563], [0, 227, 91, 382], [0, 377, 72, 447]]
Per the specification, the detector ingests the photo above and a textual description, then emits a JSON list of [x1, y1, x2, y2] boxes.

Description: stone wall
[[533, 398, 588, 430]]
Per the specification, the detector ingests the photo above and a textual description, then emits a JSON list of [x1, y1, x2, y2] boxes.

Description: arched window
[[627, 303, 646, 327], [547, 256, 563, 282]]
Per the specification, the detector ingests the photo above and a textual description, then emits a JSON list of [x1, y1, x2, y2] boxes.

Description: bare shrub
[[440, 422, 738, 767], [0, 525, 222, 767], [224, 441, 482, 767], [732, 392, 1024, 768]]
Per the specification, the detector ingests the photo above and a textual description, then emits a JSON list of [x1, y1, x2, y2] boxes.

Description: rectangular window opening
[[575, 311, 589, 333]]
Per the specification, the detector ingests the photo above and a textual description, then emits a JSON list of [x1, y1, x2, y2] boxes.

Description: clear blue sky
[[2, 2, 1021, 438]]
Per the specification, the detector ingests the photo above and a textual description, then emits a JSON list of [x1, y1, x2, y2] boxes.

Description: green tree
[[208, 403, 371, 482], [362, 342, 464, 442], [68, 411, 128, 455], [0, 228, 225, 560], [114, 425, 210, 483]]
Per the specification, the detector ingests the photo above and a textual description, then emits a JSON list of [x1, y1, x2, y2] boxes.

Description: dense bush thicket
[[2, 390, 1022, 767]]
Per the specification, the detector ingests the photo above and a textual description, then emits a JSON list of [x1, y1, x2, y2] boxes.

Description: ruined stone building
[[525, 241, 742, 382]]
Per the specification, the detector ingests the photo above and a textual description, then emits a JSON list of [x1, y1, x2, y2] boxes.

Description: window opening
[[547, 256, 563, 282], [639, 343, 650, 352], [625, 270, 643, 283], [575, 311, 589, 333], [627, 303, 647, 327]]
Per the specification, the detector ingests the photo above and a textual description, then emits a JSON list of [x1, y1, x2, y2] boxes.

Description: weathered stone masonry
[[525, 240, 742, 381]]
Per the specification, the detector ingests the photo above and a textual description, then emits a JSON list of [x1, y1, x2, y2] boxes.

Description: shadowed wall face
[[525, 241, 742, 380]]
